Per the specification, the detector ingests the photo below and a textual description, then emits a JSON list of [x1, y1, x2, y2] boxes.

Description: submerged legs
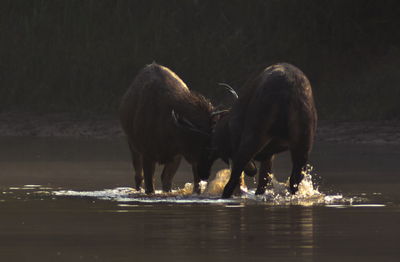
[[255, 156, 273, 195], [161, 155, 182, 192], [143, 157, 156, 194], [191, 164, 201, 194], [129, 143, 143, 191]]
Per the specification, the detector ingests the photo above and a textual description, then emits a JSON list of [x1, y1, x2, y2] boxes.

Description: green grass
[[0, 0, 399, 120]]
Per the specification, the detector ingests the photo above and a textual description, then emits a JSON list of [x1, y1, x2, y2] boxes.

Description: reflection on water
[[0, 171, 390, 261], [0, 171, 393, 261], [0, 187, 322, 261]]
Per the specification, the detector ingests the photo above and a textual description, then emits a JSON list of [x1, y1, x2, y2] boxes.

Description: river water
[[0, 137, 399, 261]]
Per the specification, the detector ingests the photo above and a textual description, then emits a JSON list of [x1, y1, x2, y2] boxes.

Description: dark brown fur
[[200, 63, 317, 198], [119, 63, 214, 194]]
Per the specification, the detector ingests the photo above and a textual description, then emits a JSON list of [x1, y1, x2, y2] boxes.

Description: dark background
[[1, 0, 399, 120]]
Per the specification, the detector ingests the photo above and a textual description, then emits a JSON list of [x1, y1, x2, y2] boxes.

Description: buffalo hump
[[120, 63, 213, 164]]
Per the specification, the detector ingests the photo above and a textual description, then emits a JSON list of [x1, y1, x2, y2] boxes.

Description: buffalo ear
[[171, 110, 210, 138]]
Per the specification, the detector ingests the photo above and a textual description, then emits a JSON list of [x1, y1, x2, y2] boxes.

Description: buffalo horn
[[211, 109, 229, 116], [218, 83, 238, 99], [171, 110, 209, 137]]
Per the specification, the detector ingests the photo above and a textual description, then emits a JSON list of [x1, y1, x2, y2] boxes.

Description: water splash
[[203, 169, 247, 196], [237, 166, 343, 206], [47, 167, 351, 206]]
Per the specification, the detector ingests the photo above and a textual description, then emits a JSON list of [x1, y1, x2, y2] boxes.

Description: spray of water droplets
[[46, 165, 352, 205]]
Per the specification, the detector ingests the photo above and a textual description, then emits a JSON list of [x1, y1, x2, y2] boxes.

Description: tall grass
[[0, 0, 399, 120]]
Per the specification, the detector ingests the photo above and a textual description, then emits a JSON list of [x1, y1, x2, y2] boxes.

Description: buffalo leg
[[223, 137, 269, 198], [129, 143, 143, 191], [223, 157, 252, 198], [289, 147, 309, 194], [255, 143, 289, 195], [255, 155, 273, 195], [143, 157, 156, 194], [288, 107, 315, 194], [191, 164, 201, 194], [161, 155, 182, 192]]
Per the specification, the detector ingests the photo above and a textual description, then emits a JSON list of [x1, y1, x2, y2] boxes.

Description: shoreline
[[0, 112, 399, 144]]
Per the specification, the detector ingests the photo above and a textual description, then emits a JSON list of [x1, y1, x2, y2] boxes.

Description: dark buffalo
[[119, 63, 216, 194], [200, 63, 317, 198]]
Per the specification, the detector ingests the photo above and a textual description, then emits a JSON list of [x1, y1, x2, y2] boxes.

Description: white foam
[[49, 167, 352, 206], [327, 204, 386, 208]]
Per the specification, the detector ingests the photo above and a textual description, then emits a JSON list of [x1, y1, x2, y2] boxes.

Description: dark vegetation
[[1, 0, 399, 120]]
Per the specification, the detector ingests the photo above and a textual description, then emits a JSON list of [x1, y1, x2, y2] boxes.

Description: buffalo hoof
[[162, 184, 172, 193], [289, 184, 299, 195], [244, 161, 257, 177], [221, 192, 231, 199], [145, 189, 155, 195], [192, 185, 201, 195], [255, 187, 266, 195], [289, 173, 304, 194]]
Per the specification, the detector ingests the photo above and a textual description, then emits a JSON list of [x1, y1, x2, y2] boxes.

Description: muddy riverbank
[[0, 112, 399, 144]]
